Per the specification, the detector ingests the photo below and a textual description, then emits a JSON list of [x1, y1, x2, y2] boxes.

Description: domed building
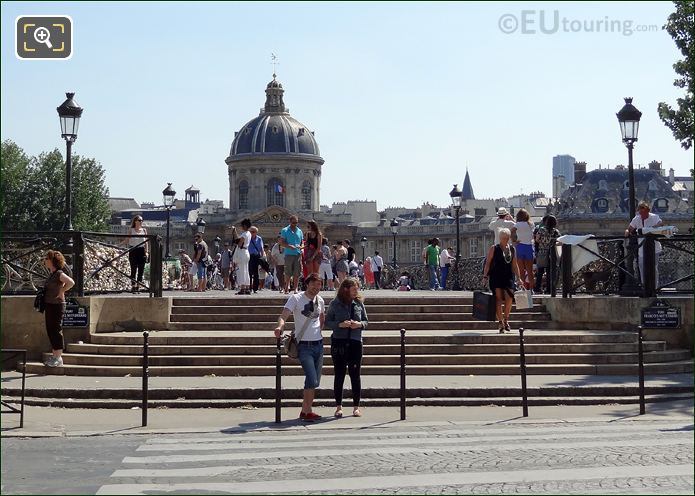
[[225, 75, 324, 215]]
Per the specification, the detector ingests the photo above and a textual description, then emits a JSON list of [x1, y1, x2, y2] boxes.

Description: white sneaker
[[44, 356, 63, 367]]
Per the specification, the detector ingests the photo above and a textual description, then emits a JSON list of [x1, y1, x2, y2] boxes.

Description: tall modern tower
[[552, 154, 576, 197]]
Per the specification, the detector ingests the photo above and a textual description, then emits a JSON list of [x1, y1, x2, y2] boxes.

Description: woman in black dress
[[482, 228, 522, 333]]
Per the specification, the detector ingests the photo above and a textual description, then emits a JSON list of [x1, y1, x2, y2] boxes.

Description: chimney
[[573, 161, 587, 184]]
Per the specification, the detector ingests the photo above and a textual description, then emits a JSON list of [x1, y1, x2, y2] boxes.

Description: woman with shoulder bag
[[325, 277, 368, 418], [42, 250, 75, 367], [119, 216, 148, 293], [483, 228, 522, 333]]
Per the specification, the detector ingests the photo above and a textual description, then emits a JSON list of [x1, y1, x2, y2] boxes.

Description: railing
[[1, 231, 163, 297]]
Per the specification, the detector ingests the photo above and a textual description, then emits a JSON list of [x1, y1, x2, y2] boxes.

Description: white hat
[[497, 207, 509, 216]]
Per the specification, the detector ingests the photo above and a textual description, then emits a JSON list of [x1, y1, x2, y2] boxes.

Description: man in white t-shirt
[[626, 201, 663, 286], [371, 251, 384, 289], [274, 273, 326, 421], [488, 207, 516, 245], [439, 246, 455, 290]]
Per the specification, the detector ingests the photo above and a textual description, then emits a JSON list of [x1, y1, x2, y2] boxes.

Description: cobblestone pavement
[[86, 420, 693, 494]]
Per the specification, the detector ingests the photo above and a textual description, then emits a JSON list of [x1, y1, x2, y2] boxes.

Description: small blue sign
[[641, 300, 680, 328], [63, 298, 89, 328]]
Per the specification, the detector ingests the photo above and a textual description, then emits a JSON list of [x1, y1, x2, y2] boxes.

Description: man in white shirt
[[439, 246, 456, 290], [371, 251, 384, 289], [626, 201, 663, 286], [488, 207, 516, 245], [274, 273, 325, 421]]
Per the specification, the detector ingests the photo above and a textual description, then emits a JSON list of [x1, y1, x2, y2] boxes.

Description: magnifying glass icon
[[34, 27, 53, 49]]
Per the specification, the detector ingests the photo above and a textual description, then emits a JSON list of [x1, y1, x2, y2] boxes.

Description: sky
[[2, 1, 693, 211]]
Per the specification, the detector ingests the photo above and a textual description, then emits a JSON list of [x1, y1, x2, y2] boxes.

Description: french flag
[[274, 184, 285, 194]]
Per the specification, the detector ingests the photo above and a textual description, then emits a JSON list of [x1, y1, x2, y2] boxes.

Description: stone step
[[45, 350, 691, 367], [165, 320, 557, 331], [169, 305, 549, 315], [168, 312, 552, 323], [25, 360, 695, 377], [66, 342, 666, 356], [171, 296, 488, 306], [89, 332, 640, 346]]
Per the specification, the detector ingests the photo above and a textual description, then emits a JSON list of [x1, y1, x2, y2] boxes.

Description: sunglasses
[[135, 219, 142, 222]]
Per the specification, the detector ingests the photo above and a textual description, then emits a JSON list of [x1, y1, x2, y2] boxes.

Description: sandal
[[353, 408, 362, 417], [504, 321, 511, 332], [498, 321, 505, 334], [334, 408, 343, 418]]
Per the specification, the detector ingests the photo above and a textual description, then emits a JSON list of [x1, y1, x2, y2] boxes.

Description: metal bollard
[[637, 326, 645, 415], [400, 328, 406, 420], [519, 327, 528, 417], [142, 330, 149, 427], [275, 337, 282, 423]]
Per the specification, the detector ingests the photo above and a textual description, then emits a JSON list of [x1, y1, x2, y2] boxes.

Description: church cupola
[[263, 74, 287, 114]]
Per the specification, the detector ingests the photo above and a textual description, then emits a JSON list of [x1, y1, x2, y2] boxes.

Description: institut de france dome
[[225, 75, 324, 216]]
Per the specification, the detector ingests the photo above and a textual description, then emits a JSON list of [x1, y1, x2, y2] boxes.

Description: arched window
[[267, 178, 284, 207], [238, 180, 248, 210], [301, 180, 312, 210]]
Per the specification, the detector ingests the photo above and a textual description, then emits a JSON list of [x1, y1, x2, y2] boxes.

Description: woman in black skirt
[[482, 228, 522, 333]]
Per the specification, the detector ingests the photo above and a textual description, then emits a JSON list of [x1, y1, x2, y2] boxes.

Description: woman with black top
[[482, 228, 522, 333], [42, 250, 75, 367], [304, 221, 323, 276], [325, 277, 368, 418], [120, 216, 148, 293]]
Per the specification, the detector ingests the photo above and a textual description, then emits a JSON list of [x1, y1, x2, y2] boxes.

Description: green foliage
[[658, 1, 694, 150], [1, 140, 111, 232]]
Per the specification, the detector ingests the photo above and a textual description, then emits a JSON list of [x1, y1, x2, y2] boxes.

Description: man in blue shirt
[[248, 226, 265, 293], [280, 215, 303, 294]]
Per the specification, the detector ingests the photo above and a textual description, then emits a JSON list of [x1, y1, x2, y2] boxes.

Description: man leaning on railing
[[625, 201, 663, 286]]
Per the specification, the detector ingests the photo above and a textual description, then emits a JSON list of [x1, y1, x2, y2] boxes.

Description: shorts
[[516, 243, 534, 260], [319, 262, 332, 280], [285, 254, 301, 278], [221, 267, 230, 279], [197, 263, 207, 279]]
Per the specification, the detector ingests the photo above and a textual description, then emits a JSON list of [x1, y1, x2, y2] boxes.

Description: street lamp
[[617, 97, 642, 295], [449, 183, 462, 291], [360, 236, 367, 262], [196, 217, 206, 234], [214, 236, 222, 255], [56, 92, 83, 231], [162, 183, 176, 258], [390, 218, 399, 269]]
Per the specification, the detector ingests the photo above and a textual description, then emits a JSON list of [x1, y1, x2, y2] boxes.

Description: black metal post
[[627, 144, 636, 220], [149, 236, 163, 297], [165, 207, 171, 258], [275, 337, 282, 423], [549, 238, 557, 298], [400, 328, 406, 420], [20, 350, 26, 428], [142, 330, 149, 427], [519, 327, 528, 417], [453, 206, 461, 291], [73, 232, 85, 297], [64, 139, 73, 231], [392, 233, 397, 269], [637, 325, 645, 415], [643, 235, 657, 297], [561, 244, 572, 298]]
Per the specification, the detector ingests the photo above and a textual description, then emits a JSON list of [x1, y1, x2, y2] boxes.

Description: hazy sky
[[2, 1, 693, 210]]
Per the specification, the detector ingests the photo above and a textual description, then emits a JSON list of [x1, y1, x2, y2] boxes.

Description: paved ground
[[1, 403, 693, 494]]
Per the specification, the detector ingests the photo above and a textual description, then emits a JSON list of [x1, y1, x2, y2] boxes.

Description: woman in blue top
[[325, 277, 368, 418]]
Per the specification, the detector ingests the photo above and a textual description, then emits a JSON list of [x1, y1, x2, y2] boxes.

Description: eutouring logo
[[498, 10, 658, 36]]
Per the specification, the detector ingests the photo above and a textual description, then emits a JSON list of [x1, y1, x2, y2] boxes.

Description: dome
[[228, 75, 322, 160]]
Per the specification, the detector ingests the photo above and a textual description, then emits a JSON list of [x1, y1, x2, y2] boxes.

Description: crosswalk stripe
[[135, 429, 688, 452], [96, 463, 695, 495], [123, 437, 690, 464], [143, 422, 688, 445], [111, 462, 310, 478]]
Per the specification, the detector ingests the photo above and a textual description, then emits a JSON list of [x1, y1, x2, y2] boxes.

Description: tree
[[658, 1, 694, 150], [1, 140, 111, 232]]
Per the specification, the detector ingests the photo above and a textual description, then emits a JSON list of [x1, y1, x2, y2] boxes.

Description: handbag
[[34, 286, 46, 313], [281, 296, 320, 360], [472, 290, 496, 321], [514, 289, 534, 309]]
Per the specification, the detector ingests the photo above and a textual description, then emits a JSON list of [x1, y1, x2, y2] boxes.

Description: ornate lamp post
[[449, 183, 462, 291], [56, 92, 83, 231], [360, 236, 367, 262], [162, 183, 176, 257], [196, 217, 206, 234], [390, 218, 399, 269], [617, 97, 642, 295]]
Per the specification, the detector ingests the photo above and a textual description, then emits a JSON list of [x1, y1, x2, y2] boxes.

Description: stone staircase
[[25, 295, 693, 377]]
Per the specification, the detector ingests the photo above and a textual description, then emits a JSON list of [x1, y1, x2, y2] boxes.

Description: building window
[[175, 242, 185, 251], [238, 180, 248, 210], [469, 238, 479, 257], [474, 208, 487, 217], [409, 240, 421, 262], [301, 180, 312, 210], [267, 178, 284, 207]]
